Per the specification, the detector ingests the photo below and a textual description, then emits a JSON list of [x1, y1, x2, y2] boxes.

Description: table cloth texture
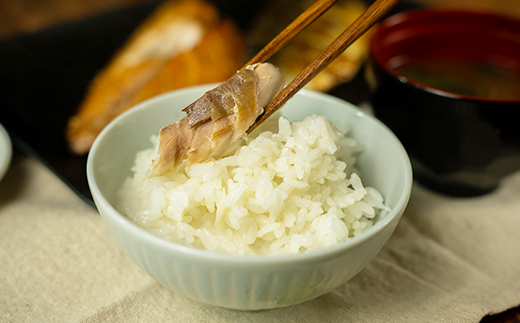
[[1, 151, 519, 322]]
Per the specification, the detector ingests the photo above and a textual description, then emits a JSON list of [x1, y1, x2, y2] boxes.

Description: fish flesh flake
[[148, 63, 285, 176]]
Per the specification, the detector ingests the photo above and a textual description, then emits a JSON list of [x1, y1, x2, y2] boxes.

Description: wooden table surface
[[1, 0, 519, 321]]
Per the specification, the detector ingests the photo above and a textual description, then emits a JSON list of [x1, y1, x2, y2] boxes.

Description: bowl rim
[[87, 85, 413, 264], [370, 8, 520, 103], [0, 123, 12, 183]]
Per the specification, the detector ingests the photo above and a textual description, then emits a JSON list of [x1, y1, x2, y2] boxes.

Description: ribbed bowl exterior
[[97, 194, 402, 310]]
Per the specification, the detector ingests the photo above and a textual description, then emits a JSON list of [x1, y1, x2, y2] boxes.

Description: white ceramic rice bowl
[[87, 84, 412, 310]]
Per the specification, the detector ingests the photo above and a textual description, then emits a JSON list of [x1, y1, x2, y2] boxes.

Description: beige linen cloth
[[1, 150, 520, 322]]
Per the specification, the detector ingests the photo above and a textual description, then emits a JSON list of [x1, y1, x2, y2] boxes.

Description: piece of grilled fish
[[247, 0, 370, 92], [66, 0, 245, 155], [148, 62, 285, 176]]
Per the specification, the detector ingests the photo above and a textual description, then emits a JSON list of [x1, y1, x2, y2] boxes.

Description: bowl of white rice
[[87, 84, 412, 310]]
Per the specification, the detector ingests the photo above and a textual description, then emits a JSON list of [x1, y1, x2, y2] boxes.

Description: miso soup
[[394, 61, 520, 100]]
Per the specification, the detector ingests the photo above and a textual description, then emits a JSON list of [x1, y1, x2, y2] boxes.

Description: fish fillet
[[66, 0, 245, 155], [148, 63, 285, 176]]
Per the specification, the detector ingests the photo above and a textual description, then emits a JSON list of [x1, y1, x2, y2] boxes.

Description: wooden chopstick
[[244, 0, 341, 67], [247, 0, 400, 133]]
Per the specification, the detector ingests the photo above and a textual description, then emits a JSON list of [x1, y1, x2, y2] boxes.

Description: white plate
[[0, 123, 12, 182]]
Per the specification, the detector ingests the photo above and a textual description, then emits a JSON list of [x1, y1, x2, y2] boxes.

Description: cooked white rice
[[118, 114, 389, 255]]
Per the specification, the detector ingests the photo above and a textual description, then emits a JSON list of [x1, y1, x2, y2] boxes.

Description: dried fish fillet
[[66, 0, 244, 155], [148, 63, 285, 176]]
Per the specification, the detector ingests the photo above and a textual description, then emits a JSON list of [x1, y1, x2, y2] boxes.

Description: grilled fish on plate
[[247, 0, 371, 92], [66, 0, 245, 155]]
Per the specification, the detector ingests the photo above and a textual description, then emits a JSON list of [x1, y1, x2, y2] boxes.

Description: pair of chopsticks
[[246, 0, 400, 133]]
